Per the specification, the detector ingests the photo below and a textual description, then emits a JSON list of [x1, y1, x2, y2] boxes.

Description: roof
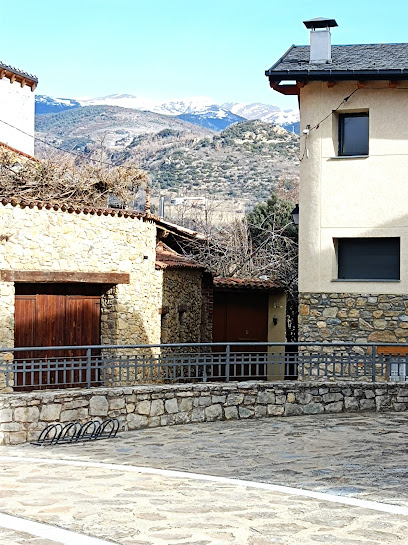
[[0, 141, 39, 163], [214, 277, 284, 291], [0, 61, 38, 90], [0, 196, 147, 220], [153, 218, 206, 241], [155, 241, 205, 270], [266, 43, 408, 81]]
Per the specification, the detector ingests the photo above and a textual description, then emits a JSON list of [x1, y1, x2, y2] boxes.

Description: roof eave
[[266, 68, 408, 81]]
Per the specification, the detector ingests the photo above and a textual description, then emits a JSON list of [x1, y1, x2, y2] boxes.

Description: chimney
[[159, 196, 165, 219], [303, 17, 338, 64]]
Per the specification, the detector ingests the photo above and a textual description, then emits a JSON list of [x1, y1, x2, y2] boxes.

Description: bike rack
[[31, 418, 120, 446]]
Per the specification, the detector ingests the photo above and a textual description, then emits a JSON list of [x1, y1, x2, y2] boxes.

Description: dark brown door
[[212, 291, 268, 379], [14, 284, 101, 389]]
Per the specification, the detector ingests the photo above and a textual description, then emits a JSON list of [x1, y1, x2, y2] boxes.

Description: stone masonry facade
[[0, 203, 161, 360], [0, 201, 215, 392], [299, 292, 408, 344], [1, 380, 407, 444], [160, 269, 208, 345]]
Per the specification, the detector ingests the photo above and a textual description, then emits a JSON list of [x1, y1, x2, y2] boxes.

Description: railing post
[[371, 345, 377, 383], [225, 344, 230, 383], [86, 348, 92, 389]]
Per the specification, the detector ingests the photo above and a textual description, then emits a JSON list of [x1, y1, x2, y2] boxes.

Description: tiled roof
[[154, 218, 206, 241], [0, 60, 38, 83], [214, 277, 284, 290], [155, 242, 205, 270], [0, 141, 39, 162], [266, 43, 408, 79], [0, 196, 147, 220]]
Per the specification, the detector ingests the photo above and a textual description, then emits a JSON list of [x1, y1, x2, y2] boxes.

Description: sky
[[2, 0, 408, 110]]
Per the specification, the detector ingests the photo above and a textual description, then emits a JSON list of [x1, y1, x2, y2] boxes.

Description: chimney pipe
[[303, 17, 338, 64], [159, 196, 165, 219]]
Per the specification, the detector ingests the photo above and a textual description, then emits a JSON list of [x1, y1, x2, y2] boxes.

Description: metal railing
[[1, 341, 408, 391]]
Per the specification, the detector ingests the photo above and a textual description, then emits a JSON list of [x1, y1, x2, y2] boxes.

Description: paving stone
[[1, 413, 408, 545]]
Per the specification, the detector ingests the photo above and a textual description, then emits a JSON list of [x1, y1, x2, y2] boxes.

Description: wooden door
[[212, 291, 269, 379], [14, 284, 101, 389]]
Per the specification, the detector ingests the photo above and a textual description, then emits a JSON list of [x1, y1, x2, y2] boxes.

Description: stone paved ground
[[1, 412, 408, 544]]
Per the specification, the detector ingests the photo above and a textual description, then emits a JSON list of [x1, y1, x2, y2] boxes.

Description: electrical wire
[[299, 87, 361, 161], [0, 118, 124, 168]]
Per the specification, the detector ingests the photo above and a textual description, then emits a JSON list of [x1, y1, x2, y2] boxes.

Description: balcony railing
[[0, 342, 407, 391]]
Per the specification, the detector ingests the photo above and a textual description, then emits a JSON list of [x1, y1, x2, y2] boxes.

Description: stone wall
[[160, 269, 203, 345], [0, 203, 162, 391], [1, 380, 407, 444], [299, 292, 408, 344]]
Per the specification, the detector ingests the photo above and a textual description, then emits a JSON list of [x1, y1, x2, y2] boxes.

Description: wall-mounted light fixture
[[273, 316, 278, 326]]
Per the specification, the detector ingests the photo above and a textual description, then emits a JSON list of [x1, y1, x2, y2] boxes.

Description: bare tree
[[0, 147, 148, 208], [173, 203, 298, 341]]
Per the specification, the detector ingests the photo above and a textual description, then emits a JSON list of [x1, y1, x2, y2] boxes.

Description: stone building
[[0, 196, 212, 391], [155, 241, 213, 346], [266, 18, 408, 354], [0, 60, 37, 156]]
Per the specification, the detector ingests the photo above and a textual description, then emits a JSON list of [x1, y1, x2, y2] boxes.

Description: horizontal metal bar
[[3, 341, 408, 353]]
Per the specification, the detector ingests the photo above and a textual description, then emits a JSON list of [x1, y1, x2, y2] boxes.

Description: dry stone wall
[[1, 380, 408, 444], [160, 269, 203, 344], [0, 203, 163, 392], [299, 292, 408, 344]]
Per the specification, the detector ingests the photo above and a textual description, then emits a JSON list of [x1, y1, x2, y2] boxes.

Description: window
[[338, 113, 369, 156], [337, 238, 400, 280]]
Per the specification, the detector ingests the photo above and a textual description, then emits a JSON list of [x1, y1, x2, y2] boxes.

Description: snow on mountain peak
[[37, 93, 300, 133]]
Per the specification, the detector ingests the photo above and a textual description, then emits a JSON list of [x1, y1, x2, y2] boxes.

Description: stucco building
[[0, 61, 37, 156], [266, 18, 408, 350]]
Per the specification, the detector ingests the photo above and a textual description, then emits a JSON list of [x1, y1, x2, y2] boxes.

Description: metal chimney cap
[[303, 17, 338, 30]]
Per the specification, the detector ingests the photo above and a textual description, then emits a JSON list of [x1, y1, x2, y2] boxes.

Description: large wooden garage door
[[14, 284, 101, 389], [212, 291, 268, 380]]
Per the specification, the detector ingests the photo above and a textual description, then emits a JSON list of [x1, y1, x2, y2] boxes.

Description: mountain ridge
[[35, 106, 299, 208], [35, 94, 300, 134]]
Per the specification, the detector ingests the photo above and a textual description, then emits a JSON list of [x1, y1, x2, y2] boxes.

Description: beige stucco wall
[[267, 291, 287, 380], [299, 80, 408, 295], [0, 78, 35, 155], [0, 204, 162, 358]]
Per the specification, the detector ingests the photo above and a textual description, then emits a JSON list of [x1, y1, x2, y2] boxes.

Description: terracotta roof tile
[[155, 242, 204, 270], [0, 196, 147, 220], [214, 277, 284, 290], [0, 141, 40, 162]]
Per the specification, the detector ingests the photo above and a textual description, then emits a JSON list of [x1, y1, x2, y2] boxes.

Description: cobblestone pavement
[[1, 412, 408, 544]]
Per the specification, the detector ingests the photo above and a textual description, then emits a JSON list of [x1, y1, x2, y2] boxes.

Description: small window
[[337, 238, 400, 280], [338, 113, 369, 156]]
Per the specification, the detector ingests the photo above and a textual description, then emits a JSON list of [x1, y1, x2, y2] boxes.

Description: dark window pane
[[338, 238, 399, 280], [339, 114, 369, 156]]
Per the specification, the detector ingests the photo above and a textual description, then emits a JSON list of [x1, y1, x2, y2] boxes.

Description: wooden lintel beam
[[269, 81, 300, 96], [357, 81, 365, 89], [389, 80, 398, 88], [327, 81, 335, 88], [0, 270, 130, 284]]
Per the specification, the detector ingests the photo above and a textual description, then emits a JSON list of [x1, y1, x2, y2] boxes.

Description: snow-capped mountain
[[35, 95, 81, 115], [222, 102, 298, 124], [35, 93, 299, 133], [177, 106, 246, 131]]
